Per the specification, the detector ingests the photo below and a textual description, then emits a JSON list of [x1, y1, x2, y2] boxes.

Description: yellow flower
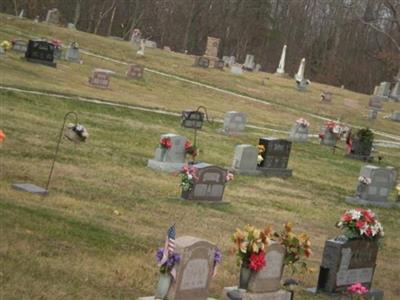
[[396, 184, 400, 192], [257, 145, 265, 154], [284, 222, 293, 232]]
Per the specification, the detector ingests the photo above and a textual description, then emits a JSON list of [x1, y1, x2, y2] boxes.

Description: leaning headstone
[[194, 56, 210, 68], [25, 40, 56, 67], [243, 54, 255, 71], [11, 39, 28, 53], [222, 242, 290, 300], [147, 134, 187, 172], [219, 111, 247, 135], [390, 82, 400, 101], [390, 111, 400, 122], [346, 165, 398, 208], [18, 9, 24, 18], [231, 145, 258, 175], [139, 236, 218, 300], [288, 118, 309, 143], [205, 36, 220, 58], [213, 60, 224, 70], [126, 64, 144, 79], [257, 138, 293, 177], [181, 163, 228, 202], [45, 8, 60, 25], [64, 42, 80, 63], [315, 238, 381, 296], [88, 68, 113, 89], [231, 64, 243, 75]]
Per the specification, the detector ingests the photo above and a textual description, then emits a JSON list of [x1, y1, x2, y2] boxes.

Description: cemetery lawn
[[1, 91, 400, 300], [1, 13, 400, 139], [1, 13, 400, 300]]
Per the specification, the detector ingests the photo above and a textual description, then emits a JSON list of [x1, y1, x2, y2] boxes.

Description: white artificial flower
[[187, 174, 193, 180], [337, 221, 343, 227], [350, 209, 362, 220]]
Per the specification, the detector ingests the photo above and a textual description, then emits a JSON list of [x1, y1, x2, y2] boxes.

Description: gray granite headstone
[[243, 54, 255, 71], [222, 111, 247, 135], [317, 238, 379, 294], [231, 65, 243, 75], [375, 82, 391, 97], [144, 40, 157, 48], [45, 8, 60, 25], [64, 43, 80, 62], [320, 128, 337, 146], [288, 123, 309, 143], [346, 165, 398, 208], [391, 111, 400, 122], [12, 40, 28, 53], [167, 236, 216, 300], [12, 183, 48, 195], [231, 144, 258, 173], [390, 82, 400, 101]]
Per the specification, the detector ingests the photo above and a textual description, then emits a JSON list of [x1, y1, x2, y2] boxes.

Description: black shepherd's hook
[[195, 105, 214, 125]]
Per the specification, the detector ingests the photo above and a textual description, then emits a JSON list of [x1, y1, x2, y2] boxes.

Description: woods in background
[[1, 0, 399, 94]]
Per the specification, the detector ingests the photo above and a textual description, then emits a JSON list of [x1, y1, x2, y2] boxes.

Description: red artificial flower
[[0, 130, 5, 143], [341, 214, 352, 222], [160, 137, 172, 149], [249, 250, 266, 272], [184, 140, 192, 150], [356, 220, 366, 229], [363, 210, 375, 223], [365, 228, 373, 237]]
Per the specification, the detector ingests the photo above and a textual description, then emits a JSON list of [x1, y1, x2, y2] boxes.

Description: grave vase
[[356, 183, 368, 198], [154, 273, 171, 299], [161, 148, 167, 162], [238, 264, 252, 289]]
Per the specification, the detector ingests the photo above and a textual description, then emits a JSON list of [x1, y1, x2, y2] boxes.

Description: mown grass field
[[1, 13, 400, 300]]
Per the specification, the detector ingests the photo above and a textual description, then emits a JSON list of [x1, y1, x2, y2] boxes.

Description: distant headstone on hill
[[243, 54, 255, 71], [88, 68, 112, 89], [45, 8, 60, 25], [205, 36, 220, 58], [64, 42, 80, 63], [390, 82, 400, 101], [194, 56, 210, 68], [127, 64, 144, 79], [12, 40, 28, 53], [230, 64, 242, 75], [213, 60, 224, 70], [25, 40, 56, 67]]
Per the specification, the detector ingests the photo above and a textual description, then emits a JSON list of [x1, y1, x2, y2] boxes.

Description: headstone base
[[345, 196, 400, 208], [147, 159, 185, 173], [12, 183, 48, 195], [25, 57, 56, 68], [229, 167, 292, 178], [222, 287, 291, 300], [345, 154, 373, 162], [138, 297, 217, 300], [217, 128, 244, 136], [305, 287, 384, 300]]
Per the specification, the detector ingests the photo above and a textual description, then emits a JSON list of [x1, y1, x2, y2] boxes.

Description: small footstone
[[12, 183, 48, 195]]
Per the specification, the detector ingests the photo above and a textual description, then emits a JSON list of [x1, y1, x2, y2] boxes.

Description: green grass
[[0, 13, 400, 300]]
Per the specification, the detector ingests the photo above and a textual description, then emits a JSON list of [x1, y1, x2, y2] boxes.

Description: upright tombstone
[[67, 23, 76, 30], [374, 82, 391, 98], [181, 163, 228, 202], [346, 128, 374, 161], [288, 119, 309, 143], [144, 40, 157, 49], [316, 238, 380, 295], [390, 111, 400, 122], [126, 64, 144, 79], [257, 138, 293, 177], [243, 54, 255, 71], [205, 36, 220, 58], [11, 39, 28, 53], [213, 60, 225, 70], [222, 242, 291, 300], [231, 64, 243, 75], [295, 58, 308, 91], [194, 56, 210, 68], [231, 145, 258, 175], [88, 68, 112, 89], [64, 42, 80, 63], [25, 40, 56, 67], [147, 133, 187, 172], [346, 165, 398, 208], [320, 92, 332, 103], [45, 8, 60, 25], [220, 111, 247, 135], [255, 64, 261, 72], [390, 82, 400, 101], [275, 45, 287, 76], [319, 122, 342, 147]]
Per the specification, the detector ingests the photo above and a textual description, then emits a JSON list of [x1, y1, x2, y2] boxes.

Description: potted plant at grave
[[272, 222, 312, 275], [336, 208, 384, 241], [179, 165, 198, 197], [159, 137, 172, 161], [184, 140, 198, 161], [232, 225, 272, 289]]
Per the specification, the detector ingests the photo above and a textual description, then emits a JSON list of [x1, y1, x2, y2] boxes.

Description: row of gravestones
[[147, 132, 399, 207], [138, 234, 384, 300], [369, 94, 400, 122], [373, 81, 400, 102], [88, 64, 144, 89]]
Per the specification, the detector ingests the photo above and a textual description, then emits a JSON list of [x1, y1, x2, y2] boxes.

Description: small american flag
[[159, 224, 176, 266]]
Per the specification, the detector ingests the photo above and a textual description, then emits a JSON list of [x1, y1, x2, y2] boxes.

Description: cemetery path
[[79, 50, 400, 143], [2, 85, 400, 149]]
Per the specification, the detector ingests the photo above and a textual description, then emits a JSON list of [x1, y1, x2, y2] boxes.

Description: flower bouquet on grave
[[271, 222, 312, 275], [336, 208, 384, 241], [295, 118, 310, 128], [65, 123, 89, 143], [0, 130, 5, 144], [232, 225, 272, 289], [159, 137, 172, 161], [346, 282, 369, 300], [179, 164, 198, 195], [256, 145, 265, 166], [356, 176, 372, 197], [184, 140, 198, 161]]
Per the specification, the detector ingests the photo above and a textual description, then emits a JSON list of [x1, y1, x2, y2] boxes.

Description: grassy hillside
[[1, 13, 400, 300]]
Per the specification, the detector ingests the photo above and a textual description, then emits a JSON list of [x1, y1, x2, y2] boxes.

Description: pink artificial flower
[[347, 283, 368, 295]]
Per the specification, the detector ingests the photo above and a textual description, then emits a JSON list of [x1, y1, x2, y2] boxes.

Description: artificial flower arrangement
[[179, 165, 198, 192], [358, 176, 372, 185], [257, 144, 265, 165], [160, 137, 172, 150], [232, 225, 272, 272], [0, 130, 5, 143], [347, 282, 369, 300], [65, 123, 89, 143], [336, 208, 384, 241], [184, 140, 198, 160], [156, 247, 181, 275], [0, 40, 12, 51], [318, 120, 344, 141], [271, 222, 312, 274], [296, 118, 310, 128]]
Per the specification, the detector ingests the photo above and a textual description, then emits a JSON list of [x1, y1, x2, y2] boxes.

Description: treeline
[[1, 0, 399, 94]]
